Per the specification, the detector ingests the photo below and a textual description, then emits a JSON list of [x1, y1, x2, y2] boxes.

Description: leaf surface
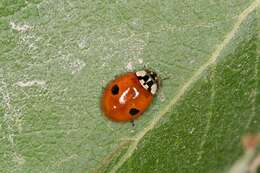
[[0, 0, 259, 173]]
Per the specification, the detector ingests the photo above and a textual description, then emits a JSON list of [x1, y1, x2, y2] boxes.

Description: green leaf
[[116, 22, 259, 173], [0, 0, 259, 173]]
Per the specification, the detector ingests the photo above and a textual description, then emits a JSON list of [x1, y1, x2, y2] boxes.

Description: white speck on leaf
[[138, 58, 143, 64], [16, 80, 46, 88], [10, 21, 32, 32], [56, 154, 78, 166], [19, 32, 41, 52], [78, 37, 90, 49], [69, 59, 86, 74], [13, 153, 25, 165], [189, 128, 195, 134], [0, 80, 23, 121], [126, 62, 133, 71], [8, 134, 14, 145], [129, 18, 142, 30], [159, 91, 166, 102], [59, 55, 86, 74], [0, 81, 24, 148], [190, 60, 195, 64]]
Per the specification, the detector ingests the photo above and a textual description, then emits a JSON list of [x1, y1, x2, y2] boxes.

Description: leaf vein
[[109, 1, 260, 172], [195, 65, 217, 164], [245, 48, 259, 130]]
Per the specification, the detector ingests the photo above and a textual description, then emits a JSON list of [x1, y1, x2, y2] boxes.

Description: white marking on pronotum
[[139, 81, 149, 90], [133, 87, 139, 99], [151, 84, 157, 95], [136, 71, 146, 77], [119, 88, 130, 104]]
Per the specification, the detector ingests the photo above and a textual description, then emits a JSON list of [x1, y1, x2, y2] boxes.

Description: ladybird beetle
[[101, 70, 159, 123]]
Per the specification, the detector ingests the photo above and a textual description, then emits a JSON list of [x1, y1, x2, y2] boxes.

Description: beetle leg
[[131, 120, 135, 127]]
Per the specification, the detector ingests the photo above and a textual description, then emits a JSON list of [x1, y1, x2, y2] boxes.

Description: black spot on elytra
[[129, 108, 140, 116], [111, 84, 119, 95]]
